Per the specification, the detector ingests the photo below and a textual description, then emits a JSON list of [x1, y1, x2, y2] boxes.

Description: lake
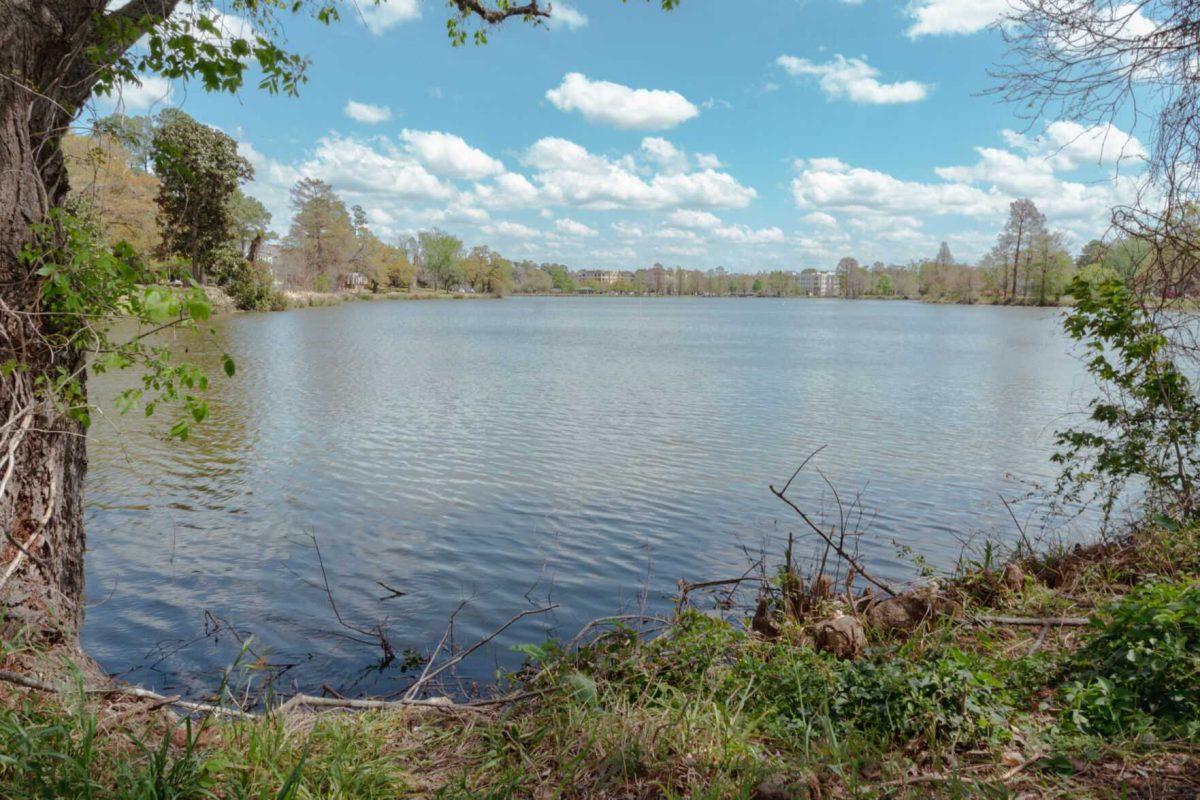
[[82, 296, 1093, 697]]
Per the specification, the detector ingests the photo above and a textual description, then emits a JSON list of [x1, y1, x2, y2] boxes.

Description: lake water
[[82, 297, 1093, 697]]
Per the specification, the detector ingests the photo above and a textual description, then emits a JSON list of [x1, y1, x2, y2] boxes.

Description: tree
[[62, 132, 161, 256], [94, 113, 155, 172], [152, 109, 252, 283], [934, 242, 954, 269], [837, 256, 864, 298], [228, 190, 273, 260], [1077, 239, 1109, 269], [287, 178, 355, 285], [0, 0, 669, 653], [419, 229, 464, 291], [995, 199, 1046, 302]]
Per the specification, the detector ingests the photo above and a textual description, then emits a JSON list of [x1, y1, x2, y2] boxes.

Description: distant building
[[576, 269, 623, 286], [800, 270, 839, 297], [343, 271, 368, 291], [256, 243, 281, 265]]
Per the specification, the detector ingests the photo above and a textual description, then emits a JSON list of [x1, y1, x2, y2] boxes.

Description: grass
[[2, 524, 1198, 798]]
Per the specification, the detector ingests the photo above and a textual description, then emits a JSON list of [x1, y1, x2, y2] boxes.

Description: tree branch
[[449, 0, 551, 23]]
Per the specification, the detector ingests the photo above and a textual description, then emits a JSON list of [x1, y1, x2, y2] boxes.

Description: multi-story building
[[576, 269, 624, 286], [799, 269, 839, 297]]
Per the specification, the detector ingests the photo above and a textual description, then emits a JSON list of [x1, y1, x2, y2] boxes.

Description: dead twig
[[404, 603, 557, 700], [973, 614, 1091, 627], [770, 456, 897, 597]]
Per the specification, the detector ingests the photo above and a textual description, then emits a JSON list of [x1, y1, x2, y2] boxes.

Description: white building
[[799, 270, 839, 297]]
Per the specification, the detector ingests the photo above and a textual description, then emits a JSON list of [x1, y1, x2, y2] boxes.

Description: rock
[[753, 775, 808, 800], [814, 613, 866, 659], [866, 583, 960, 633], [1002, 563, 1025, 592], [751, 593, 778, 639]]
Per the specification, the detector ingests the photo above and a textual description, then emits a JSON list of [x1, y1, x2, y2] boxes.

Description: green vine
[[21, 209, 234, 440]]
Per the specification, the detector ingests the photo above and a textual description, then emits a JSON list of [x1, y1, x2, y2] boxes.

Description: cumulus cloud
[[1004, 121, 1147, 170], [400, 129, 505, 180], [307, 135, 454, 200], [790, 121, 1149, 261], [792, 156, 1004, 217], [359, 0, 420, 34], [803, 211, 840, 228], [555, 217, 599, 237], [482, 220, 542, 239], [641, 137, 691, 173], [547, 0, 588, 29], [521, 136, 756, 210], [906, 0, 1009, 37], [101, 74, 174, 111], [545, 73, 700, 130], [343, 100, 392, 124], [667, 209, 722, 229], [713, 224, 785, 244], [777, 54, 929, 104]]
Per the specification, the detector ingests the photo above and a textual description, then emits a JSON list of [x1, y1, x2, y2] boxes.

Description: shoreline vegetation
[[6, 3, 1200, 797], [2, 516, 1197, 797], [65, 113, 1122, 317]]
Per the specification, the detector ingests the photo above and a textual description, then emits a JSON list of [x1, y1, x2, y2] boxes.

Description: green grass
[[2, 525, 1198, 798]]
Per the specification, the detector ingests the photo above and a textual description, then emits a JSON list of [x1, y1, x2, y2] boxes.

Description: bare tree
[[994, 1, 1200, 306]]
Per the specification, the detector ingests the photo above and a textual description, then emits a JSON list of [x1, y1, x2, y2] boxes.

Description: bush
[[1062, 579, 1200, 738], [207, 244, 284, 311]]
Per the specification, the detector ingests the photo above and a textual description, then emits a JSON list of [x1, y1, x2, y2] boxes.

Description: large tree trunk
[[0, 1, 106, 646]]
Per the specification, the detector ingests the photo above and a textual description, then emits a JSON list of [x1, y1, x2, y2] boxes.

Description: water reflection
[[83, 297, 1091, 696]]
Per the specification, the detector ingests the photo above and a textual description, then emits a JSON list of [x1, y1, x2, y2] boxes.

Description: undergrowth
[[1, 524, 1197, 798]]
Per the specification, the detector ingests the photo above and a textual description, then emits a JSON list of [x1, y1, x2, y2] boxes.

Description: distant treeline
[[69, 112, 1144, 309]]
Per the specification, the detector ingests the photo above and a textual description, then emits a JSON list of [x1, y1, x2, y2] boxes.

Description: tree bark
[[0, 0, 117, 645]]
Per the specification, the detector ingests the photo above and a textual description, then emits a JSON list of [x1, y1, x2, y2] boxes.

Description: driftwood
[[0, 668, 253, 718], [972, 614, 1091, 627]]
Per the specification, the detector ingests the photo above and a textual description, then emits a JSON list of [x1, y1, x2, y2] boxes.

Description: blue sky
[[95, 0, 1151, 270]]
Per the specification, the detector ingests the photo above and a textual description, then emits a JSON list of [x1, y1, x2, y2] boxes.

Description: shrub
[[208, 244, 284, 311], [832, 643, 1015, 745], [1062, 579, 1200, 738]]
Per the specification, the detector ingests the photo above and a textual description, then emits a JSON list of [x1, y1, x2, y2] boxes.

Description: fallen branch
[[276, 693, 493, 715], [972, 614, 1091, 627], [0, 668, 253, 718]]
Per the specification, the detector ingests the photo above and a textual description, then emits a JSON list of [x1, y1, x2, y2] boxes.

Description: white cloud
[[170, 2, 255, 44], [555, 217, 599, 237], [522, 136, 756, 211], [1010, 121, 1147, 170], [545, 73, 700, 130], [792, 156, 1004, 217], [547, 0, 588, 29], [400, 129, 505, 180], [482, 220, 542, 239], [906, 0, 1008, 37], [100, 74, 173, 111], [612, 221, 645, 239], [343, 100, 392, 124], [641, 137, 690, 173], [667, 209, 722, 229], [803, 211, 840, 228], [789, 121, 1150, 263], [307, 136, 454, 200], [359, 0, 420, 34], [713, 225, 785, 244], [777, 54, 929, 104]]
